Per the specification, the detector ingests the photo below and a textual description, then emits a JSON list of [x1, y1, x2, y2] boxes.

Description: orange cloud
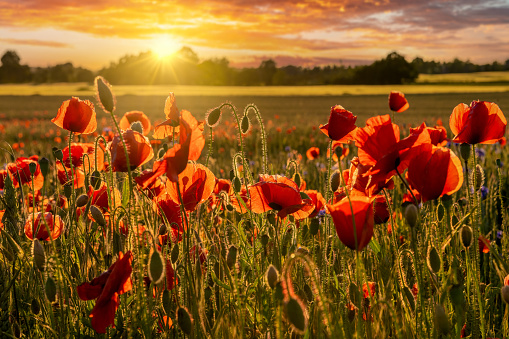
[[0, 38, 70, 48]]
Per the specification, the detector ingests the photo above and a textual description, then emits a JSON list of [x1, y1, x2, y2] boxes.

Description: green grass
[[417, 71, 509, 84]]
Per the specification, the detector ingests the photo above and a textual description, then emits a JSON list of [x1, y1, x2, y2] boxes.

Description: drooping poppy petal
[[165, 163, 216, 212], [24, 212, 64, 241], [388, 91, 409, 113], [52, 97, 97, 135], [450, 100, 507, 144], [327, 196, 374, 251], [109, 129, 154, 172], [319, 105, 357, 141], [406, 144, 463, 202], [78, 251, 133, 334], [119, 111, 152, 136], [303, 190, 326, 218], [135, 169, 166, 199], [7, 156, 44, 191]]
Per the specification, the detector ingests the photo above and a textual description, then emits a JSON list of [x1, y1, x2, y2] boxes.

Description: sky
[[1, 0, 509, 70]]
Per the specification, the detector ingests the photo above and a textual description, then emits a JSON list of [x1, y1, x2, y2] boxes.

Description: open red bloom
[[24, 212, 64, 241], [56, 162, 85, 189], [355, 115, 431, 190], [319, 105, 357, 141], [62, 143, 104, 171], [303, 190, 326, 218], [109, 129, 154, 172], [247, 179, 314, 220], [388, 91, 409, 113], [77, 251, 133, 334], [166, 163, 216, 212], [52, 97, 97, 134], [450, 100, 507, 144], [343, 157, 394, 197], [135, 168, 166, 200], [373, 195, 390, 224], [422, 125, 448, 147], [306, 147, 320, 160], [327, 196, 374, 251], [119, 111, 152, 136], [406, 144, 463, 202], [153, 93, 182, 139], [7, 155, 44, 191], [154, 194, 184, 244]]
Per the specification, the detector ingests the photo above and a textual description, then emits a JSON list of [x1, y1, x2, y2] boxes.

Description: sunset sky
[[1, 0, 509, 70]]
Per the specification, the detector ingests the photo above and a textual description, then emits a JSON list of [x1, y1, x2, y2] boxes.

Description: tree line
[[1, 48, 509, 85]]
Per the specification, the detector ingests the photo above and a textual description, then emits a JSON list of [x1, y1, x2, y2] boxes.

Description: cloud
[[0, 38, 70, 48]]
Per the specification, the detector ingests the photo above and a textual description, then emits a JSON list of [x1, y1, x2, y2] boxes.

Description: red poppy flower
[[319, 105, 357, 141], [62, 143, 104, 171], [144, 110, 205, 185], [362, 282, 376, 298], [406, 144, 463, 202], [0, 210, 4, 233], [478, 235, 490, 254], [355, 115, 431, 190], [344, 157, 394, 197], [208, 178, 232, 211], [24, 212, 64, 241], [109, 129, 154, 172], [7, 155, 44, 191], [450, 100, 507, 144], [52, 97, 97, 134], [119, 111, 152, 136], [327, 196, 374, 251], [388, 91, 409, 113], [165, 163, 216, 212], [0, 169, 8, 190], [135, 168, 166, 200], [153, 93, 181, 139], [247, 180, 314, 220], [303, 190, 326, 218], [422, 125, 448, 147], [56, 162, 85, 189], [77, 251, 133, 334], [306, 147, 320, 160], [154, 193, 184, 244]]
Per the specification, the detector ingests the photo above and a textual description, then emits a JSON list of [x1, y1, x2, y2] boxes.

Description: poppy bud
[[157, 148, 166, 159], [460, 225, 473, 249], [233, 177, 241, 192], [266, 264, 279, 289], [330, 170, 340, 192], [95, 76, 115, 113], [76, 194, 89, 208], [130, 121, 144, 134], [241, 115, 250, 135], [497, 158, 502, 168], [206, 107, 222, 128], [38, 157, 50, 178], [177, 306, 193, 335], [471, 164, 484, 191], [294, 173, 302, 189], [437, 204, 445, 222], [90, 170, 101, 189], [171, 242, 179, 263], [148, 250, 165, 284], [309, 218, 320, 236], [63, 183, 73, 199], [158, 223, 167, 235], [403, 286, 415, 311], [404, 204, 419, 228], [53, 148, 64, 162], [501, 285, 509, 304], [28, 162, 37, 176], [434, 304, 450, 335], [45, 276, 57, 303], [260, 234, 269, 247], [31, 298, 40, 315], [226, 245, 237, 270], [90, 205, 106, 226], [284, 296, 308, 335], [163, 289, 172, 315], [460, 143, 470, 162], [32, 239, 45, 272], [427, 246, 441, 273]]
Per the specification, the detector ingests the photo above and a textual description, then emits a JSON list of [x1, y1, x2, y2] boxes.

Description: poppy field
[[1, 77, 509, 338]]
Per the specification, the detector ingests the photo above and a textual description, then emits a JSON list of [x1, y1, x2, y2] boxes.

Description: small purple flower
[[285, 146, 291, 152], [497, 230, 503, 239], [475, 148, 485, 158], [481, 186, 489, 200]]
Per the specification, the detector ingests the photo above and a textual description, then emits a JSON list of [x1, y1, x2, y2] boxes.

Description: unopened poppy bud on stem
[[76, 194, 89, 208], [501, 285, 509, 304], [330, 170, 340, 192], [404, 204, 419, 228], [90, 205, 106, 227], [94, 76, 115, 113], [266, 264, 279, 289], [460, 143, 471, 162]]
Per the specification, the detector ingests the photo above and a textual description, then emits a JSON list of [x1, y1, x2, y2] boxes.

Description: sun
[[151, 36, 180, 60]]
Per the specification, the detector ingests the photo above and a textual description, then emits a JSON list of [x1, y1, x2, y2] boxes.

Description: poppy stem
[[395, 167, 418, 205]]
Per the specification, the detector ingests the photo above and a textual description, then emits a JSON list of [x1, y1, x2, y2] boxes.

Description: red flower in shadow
[[62, 143, 105, 171], [109, 129, 154, 172], [306, 147, 320, 160], [52, 97, 97, 134], [56, 162, 85, 189], [7, 155, 44, 191], [327, 196, 374, 251], [153, 193, 184, 244], [119, 111, 152, 136], [388, 91, 409, 113], [24, 212, 64, 241], [320, 105, 357, 141], [450, 100, 507, 144], [77, 251, 133, 334], [406, 144, 463, 202]]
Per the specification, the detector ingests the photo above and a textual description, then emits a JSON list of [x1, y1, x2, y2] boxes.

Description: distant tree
[[354, 52, 418, 84], [0, 50, 31, 83], [258, 59, 277, 85]]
